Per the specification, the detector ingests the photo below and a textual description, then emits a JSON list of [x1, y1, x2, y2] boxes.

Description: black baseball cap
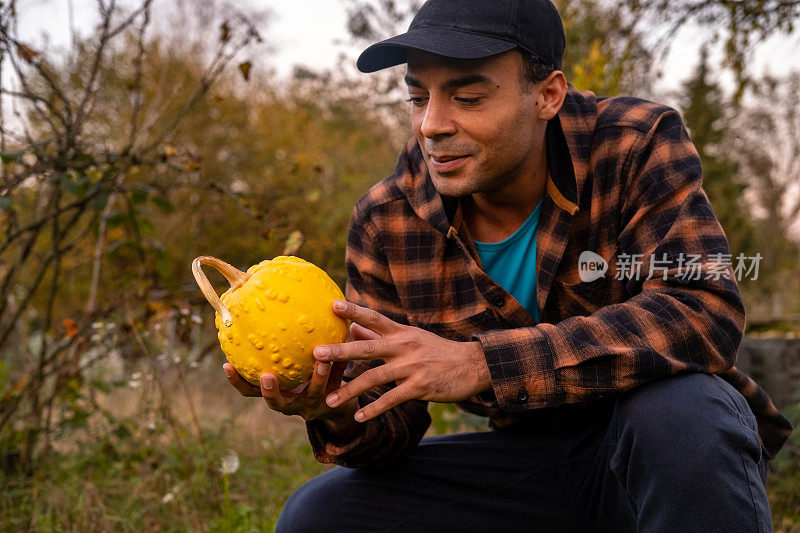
[[356, 0, 565, 73]]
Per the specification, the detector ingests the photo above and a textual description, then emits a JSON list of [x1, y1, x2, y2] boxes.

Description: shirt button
[[493, 296, 505, 307], [517, 390, 529, 402]]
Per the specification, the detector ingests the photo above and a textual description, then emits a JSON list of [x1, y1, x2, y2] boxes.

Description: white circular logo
[[578, 251, 608, 282]]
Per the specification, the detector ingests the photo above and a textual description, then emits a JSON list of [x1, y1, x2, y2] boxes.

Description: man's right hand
[[223, 321, 380, 430]]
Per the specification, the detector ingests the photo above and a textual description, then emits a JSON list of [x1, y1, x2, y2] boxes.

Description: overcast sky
[[11, 0, 800, 101]]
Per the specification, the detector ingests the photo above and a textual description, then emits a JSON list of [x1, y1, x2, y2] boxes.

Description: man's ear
[[537, 71, 567, 121]]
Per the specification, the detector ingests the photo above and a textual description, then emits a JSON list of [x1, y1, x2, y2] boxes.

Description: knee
[[614, 373, 761, 457], [276, 468, 344, 533], [610, 375, 771, 532]]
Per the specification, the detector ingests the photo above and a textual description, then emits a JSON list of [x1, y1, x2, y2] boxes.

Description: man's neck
[[462, 163, 547, 244]]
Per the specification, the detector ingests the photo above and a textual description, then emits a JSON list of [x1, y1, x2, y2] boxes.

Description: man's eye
[[455, 97, 481, 105], [406, 97, 427, 107]]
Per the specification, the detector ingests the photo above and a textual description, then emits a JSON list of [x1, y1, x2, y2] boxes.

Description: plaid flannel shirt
[[306, 84, 793, 467]]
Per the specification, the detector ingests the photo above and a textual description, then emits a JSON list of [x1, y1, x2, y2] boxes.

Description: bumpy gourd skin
[[213, 256, 348, 389]]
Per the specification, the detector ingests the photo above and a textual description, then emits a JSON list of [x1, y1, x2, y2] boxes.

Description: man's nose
[[419, 97, 456, 139]]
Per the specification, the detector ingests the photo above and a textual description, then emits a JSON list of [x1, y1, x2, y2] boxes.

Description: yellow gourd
[[192, 255, 349, 389]]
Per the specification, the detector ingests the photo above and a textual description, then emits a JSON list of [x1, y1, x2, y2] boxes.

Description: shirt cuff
[[472, 326, 560, 410], [305, 396, 376, 464]]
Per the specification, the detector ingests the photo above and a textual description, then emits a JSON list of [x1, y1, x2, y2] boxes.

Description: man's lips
[[429, 154, 470, 173]]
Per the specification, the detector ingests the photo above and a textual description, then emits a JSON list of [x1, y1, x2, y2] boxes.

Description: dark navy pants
[[277, 373, 771, 532]]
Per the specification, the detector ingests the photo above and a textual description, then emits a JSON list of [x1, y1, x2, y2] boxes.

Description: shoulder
[[350, 139, 422, 230], [560, 86, 689, 163], [595, 94, 685, 136]]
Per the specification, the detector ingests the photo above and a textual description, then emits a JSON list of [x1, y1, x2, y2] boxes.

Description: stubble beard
[[429, 168, 496, 199]]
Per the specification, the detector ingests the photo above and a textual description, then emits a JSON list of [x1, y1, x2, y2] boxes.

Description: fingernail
[[223, 365, 231, 378], [317, 363, 330, 376], [354, 411, 365, 422], [334, 300, 346, 311], [315, 346, 331, 359], [261, 375, 273, 390], [326, 393, 338, 407]]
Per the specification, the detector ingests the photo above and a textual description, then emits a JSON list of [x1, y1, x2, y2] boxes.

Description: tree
[[0, 0, 406, 470], [680, 46, 755, 260], [557, 0, 653, 95], [729, 72, 800, 316], [0, 0, 263, 466], [623, 0, 800, 101]]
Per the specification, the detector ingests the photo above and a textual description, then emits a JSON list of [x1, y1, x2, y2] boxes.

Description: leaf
[[16, 44, 39, 63], [103, 211, 128, 228], [6, 376, 29, 400], [63, 318, 78, 339], [239, 61, 252, 81], [62, 409, 90, 430], [283, 230, 304, 255], [131, 185, 150, 205], [220, 21, 231, 42], [31, 139, 52, 149], [151, 196, 174, 213], [90, 379, 112, 394], [0, 150, 25, 163], [91, 193, 109, 211], [112, 422, 132, 440], [0, 360, 8, 393], [61, 176, 84, 197], [138, 218, 155, 235], [306, 189, 321, 203], [156, 253, 171, 278]]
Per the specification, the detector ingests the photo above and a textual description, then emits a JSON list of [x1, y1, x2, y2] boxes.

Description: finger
[[223, 363, 262, 397], [325, 361, 347, 394], [314, 338, 392, 363], [350, 321, 381, 341], [353, 383, 415, 423], [304, 361, 331, 401], [259, 373, 291, 411], [331, 300, 398, 336], [326, 363, 398, 409]]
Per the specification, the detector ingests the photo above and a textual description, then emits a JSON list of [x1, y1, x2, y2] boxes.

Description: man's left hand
[[313, 300, 491, 423]]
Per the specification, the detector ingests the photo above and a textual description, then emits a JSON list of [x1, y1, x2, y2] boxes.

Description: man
[[224, 0, 793, 530]]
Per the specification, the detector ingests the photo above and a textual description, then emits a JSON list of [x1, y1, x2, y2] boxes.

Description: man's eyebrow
[[404, 74, 494, 90], [404, 74, 422, 88], [441, 74, 493, 90]]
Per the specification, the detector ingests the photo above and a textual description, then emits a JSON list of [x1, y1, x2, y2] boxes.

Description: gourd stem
[[191, 256, 251, 327]]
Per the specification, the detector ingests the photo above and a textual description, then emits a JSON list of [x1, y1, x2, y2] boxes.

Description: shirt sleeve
[[306, 209, 431, 467], [473, 108, 747, 409]]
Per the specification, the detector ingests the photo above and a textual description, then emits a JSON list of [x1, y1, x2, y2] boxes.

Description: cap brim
[[357, 27, 517, 73]]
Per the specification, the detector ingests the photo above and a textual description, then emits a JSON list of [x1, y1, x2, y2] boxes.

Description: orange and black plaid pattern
[[306, 85, 793, 467]]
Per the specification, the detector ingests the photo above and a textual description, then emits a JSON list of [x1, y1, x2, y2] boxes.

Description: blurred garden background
[[1, 0, 799, 530]]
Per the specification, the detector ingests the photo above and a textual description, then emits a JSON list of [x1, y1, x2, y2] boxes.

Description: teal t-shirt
[[473, 199, 543, 323]]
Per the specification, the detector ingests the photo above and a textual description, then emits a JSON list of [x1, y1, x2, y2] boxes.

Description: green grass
[[1, 386, 797, 532], [1, 428, 328, 532]]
